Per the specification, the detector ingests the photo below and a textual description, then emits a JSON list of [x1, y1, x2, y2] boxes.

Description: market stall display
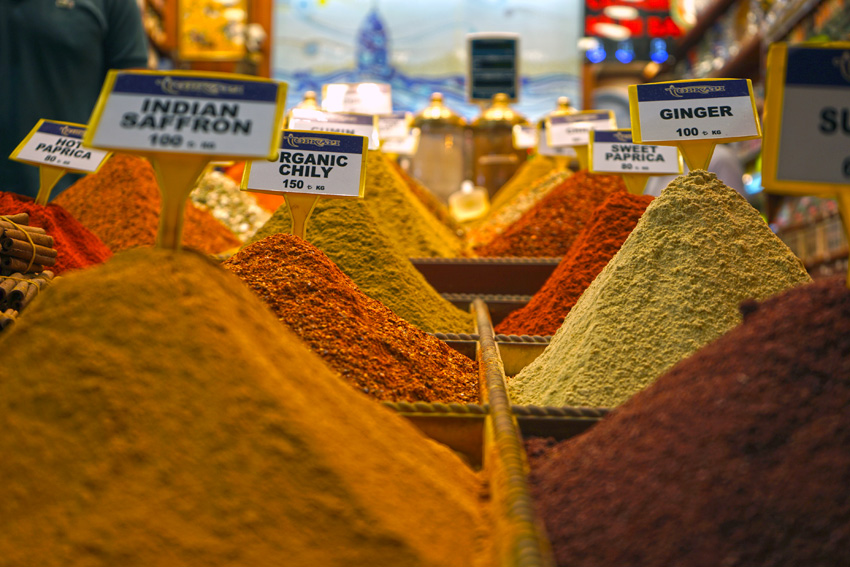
[[509, 170, 812, 408], [190, 169, 271, 242]]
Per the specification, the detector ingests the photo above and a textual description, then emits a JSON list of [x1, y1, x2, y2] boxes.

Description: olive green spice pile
[[224, 233, 479, 403], [249, 197, 473, 333], [509, 171, 812, 408], [364, 151, 463, 258], [489, 154, 563, 212], [0, 248, 488, 567]]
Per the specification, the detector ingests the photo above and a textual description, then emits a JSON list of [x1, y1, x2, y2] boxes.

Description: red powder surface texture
[[474, 171, 626, 258], [54, 154, 241, 254], [526, 275, 850, 567], [0, 192, 112, 274], [496, 192, 653, 336], [223, 233, 479, 403]]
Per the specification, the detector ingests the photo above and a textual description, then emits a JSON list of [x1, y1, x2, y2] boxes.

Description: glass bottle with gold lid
[[471, 92, 528, 197], [409, 92, 469, 204]]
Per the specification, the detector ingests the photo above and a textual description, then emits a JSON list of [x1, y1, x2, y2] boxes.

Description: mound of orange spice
[[224, 233, 479, 403]]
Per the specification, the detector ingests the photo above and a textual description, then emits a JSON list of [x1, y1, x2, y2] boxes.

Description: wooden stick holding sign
[[241, 130, 368, 239], [589, 129, 683, 195], [545, 110, 616, 171], [628, 78, 761, 174], [83, 70, 287, 250], [9, 120, 111, 205], [761, 42, 850, 286]]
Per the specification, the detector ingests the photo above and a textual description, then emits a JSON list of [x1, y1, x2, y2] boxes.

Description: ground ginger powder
[[509, 171, 812, 408], [250, 197, 473, 333], [0, 248, 488, 567]]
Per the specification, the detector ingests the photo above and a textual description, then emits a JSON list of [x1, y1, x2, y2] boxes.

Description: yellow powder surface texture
[[363, 151, 464, 258], [249, 197, 473, 333], [509, 171, 813, 408], [0, 248, 488, 567], [489, 154, 562, 212]]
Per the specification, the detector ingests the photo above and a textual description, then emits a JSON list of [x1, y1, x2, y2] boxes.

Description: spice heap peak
[[509, 170, 811, 408]]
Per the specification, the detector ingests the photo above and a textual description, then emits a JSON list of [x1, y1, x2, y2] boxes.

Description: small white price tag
[[630, 79, 760, 143], [322, 82, 392, 115], [513, 124, 537, 149], [10, 120, 110, 173], [763, 43, 850, 192], [546, 110, 616, 147], [378, 111, 411, 141], [537, 125, 576, 157], [84, 70, 286, 159], [243, 130, 367, 198], [381, 128, 420, 156], [590, 129, 682, 174], [288, 108, 376, 139]]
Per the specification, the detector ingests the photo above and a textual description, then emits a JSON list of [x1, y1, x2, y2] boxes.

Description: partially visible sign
[[10, 120, 110, 173], [322, 82, 392, 115], [629, 78, 761, 144], [513, 124, 538, 149], [467, 32, 520, 102], [589, 129, 682, 174], [243, 130, 368, 197], [546, 110, 616, 147], [381, 128, 420, 156], [537, 125, 577, 157], [378, 111, 411, 141], [84, 70, 286, 159], [763, 43, 850, 193], [288, 108, 377, 139]]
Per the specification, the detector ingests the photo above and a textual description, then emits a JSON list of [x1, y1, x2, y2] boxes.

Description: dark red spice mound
[[526, 275, 850, 567], [223, 233, 479, 403], [54, 154, 241, 254], [496, 192, 653, 336], [474, 171, 625, 258], [0, 191, 112, 274]]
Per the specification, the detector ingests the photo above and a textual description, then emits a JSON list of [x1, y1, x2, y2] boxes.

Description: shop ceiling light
[[593, 22, 632, 41], [603, 5, 640, 20]]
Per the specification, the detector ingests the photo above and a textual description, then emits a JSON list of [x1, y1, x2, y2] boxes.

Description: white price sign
[[537, 125, 576, 157], [84, 71, 286, 159], [378, 111, 411, 141], [10, 120, 110, 173], [546, 110, 616, 147], [513, 124, 537, 149], [322, 82, 392, 115], [763, 43, 850, 192], [381, 128, 419, 156], [590, 130, 682, 175], [630, 79, 761, 143], [243, 131, 367, 198]]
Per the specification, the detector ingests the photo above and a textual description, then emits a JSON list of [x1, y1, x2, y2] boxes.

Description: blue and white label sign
[[769, 45, 850, 187], [10, 120, 110, 173], [84, 71, 286, 159], [546, 110, 616, 147], [590, 129, 682, 174], [630, 79, 760, 143], [243, 130, 368, 198]]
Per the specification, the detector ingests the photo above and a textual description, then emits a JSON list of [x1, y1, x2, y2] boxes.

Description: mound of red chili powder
[[54, 154, 240, 254], [474, 171, 625, 258], [526, 275, 850, 567], [0, 191, 112, 274], [496, 192, 653, 336], [223, 233, 479, 403]]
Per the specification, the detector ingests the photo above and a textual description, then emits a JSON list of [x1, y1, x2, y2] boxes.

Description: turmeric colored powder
[[0, 248, 488, 567]]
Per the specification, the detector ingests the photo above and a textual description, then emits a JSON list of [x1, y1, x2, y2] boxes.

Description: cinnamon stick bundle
[[0, 219, 46, 234], [1, 237, 57, 267], [0, 308, 18, 331], [0, 227, 55, 248], [0, 256, 43, 274], [0, 213, 30, 225]]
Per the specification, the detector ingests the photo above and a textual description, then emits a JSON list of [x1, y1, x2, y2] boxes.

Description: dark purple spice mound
[[526, 275, 850, 567]]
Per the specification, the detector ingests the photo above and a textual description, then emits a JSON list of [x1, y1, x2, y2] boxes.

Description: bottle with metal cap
[[471, 93, 528, 197], [409, 92, 469, 204]]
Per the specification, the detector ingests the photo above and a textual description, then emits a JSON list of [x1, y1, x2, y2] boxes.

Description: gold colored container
[[472, 93, 529, 197], [410, 93, 469, 204]]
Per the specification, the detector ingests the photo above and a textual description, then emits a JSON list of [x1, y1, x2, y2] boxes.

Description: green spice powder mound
[[363, 151, 463, 258], [0, 248, 487, 567], [509, 170, 812, 408], [249, 197, 473, 333]]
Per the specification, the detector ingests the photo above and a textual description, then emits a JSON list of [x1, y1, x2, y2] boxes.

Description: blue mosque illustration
[[356, 8, 394, 81]]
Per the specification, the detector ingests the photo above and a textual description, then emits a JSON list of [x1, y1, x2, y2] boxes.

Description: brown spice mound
[[526, 275, 850, 567], [54, 153, 240, 254], [496, 192, 653, 336], [224, 233, 479, 403], [475, 171, 625, 257]]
